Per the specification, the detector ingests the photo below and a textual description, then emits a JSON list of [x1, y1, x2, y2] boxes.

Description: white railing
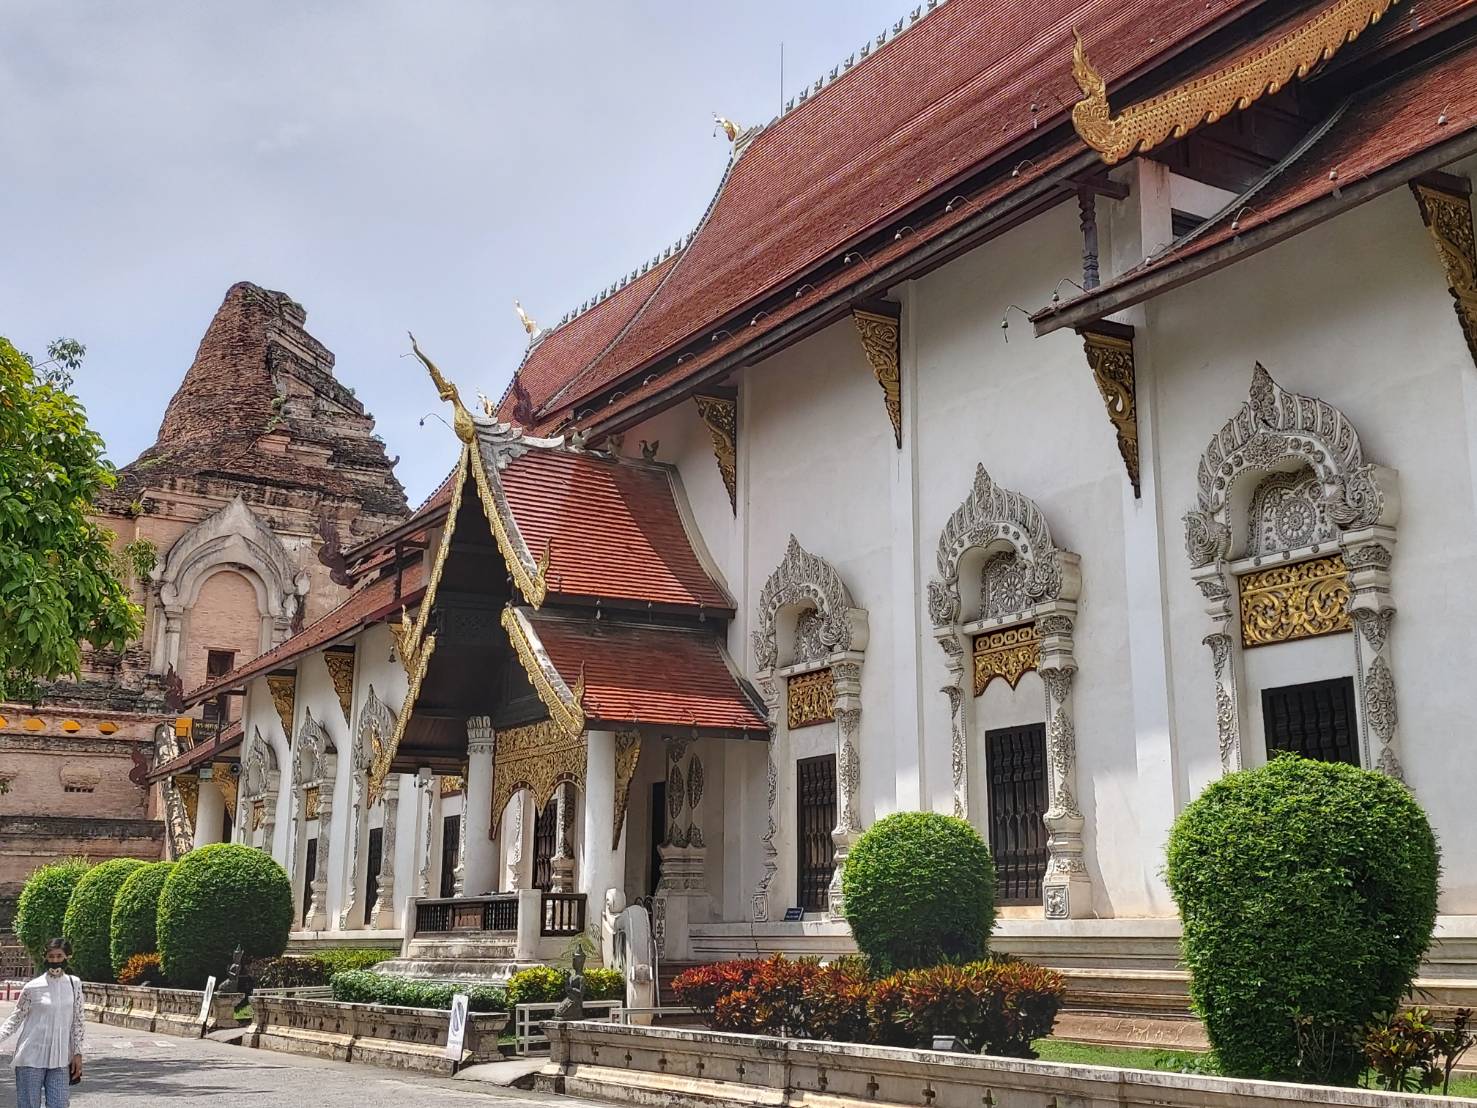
[[611, 1005, 697, 1024], [513, 1000, 623, 1056], [250, 986, 335, 1000]]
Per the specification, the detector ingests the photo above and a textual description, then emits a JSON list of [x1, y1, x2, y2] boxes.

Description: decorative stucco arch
[[150, 497, 310, 674], [928, 464, 1088, 920], [339, 685, 398, 929], [291, 706, 337, 931], [750, 535, 869, 921], [238, 725, 281, 853], [1184, 365, 1402, 777]]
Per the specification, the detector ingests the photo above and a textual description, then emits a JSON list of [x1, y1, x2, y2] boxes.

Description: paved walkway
[[0, 1004, 600, 1108]]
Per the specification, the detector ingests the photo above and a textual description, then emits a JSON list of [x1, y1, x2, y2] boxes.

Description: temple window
[[1261, 677, 1360, 766]]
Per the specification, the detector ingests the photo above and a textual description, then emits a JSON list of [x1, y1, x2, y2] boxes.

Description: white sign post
[[197, 975, 218, 1037], [445, 993, 470, 1064]]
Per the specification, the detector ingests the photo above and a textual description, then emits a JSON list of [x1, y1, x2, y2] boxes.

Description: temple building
[[0, 282, 405, 970], [177, 0, 1477, 1012]]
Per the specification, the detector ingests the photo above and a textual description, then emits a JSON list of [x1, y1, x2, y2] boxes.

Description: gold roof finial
[[407, 332, 475, 444], [714, 114, 742, 142], [514, 299, 539, 337]]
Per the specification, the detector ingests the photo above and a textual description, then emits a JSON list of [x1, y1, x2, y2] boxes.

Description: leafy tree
[[0, 336, 140, 701]]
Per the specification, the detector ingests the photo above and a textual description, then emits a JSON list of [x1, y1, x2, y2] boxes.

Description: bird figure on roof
[[514, 299, 539, 337], [713, 114, 742, 142]]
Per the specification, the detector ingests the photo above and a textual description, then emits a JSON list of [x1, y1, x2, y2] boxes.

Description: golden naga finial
[[513, 299, 539, 337], [714, 114, 742, 142], [407, 331, 475, 445], [1070, 31, 1117, 158]]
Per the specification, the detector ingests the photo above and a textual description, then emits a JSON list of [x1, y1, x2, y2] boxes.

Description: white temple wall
[[621, 738, 671, 902], [1145, 173, 1477, 913], [291, 651, 350, 926]]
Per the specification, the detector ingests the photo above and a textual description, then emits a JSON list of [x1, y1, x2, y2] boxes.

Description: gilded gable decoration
[[492, 719, 587, 826], [392, 447, 468, 675], [1079, 322, 1139, 497], [929, 465, 1087, 918], [1411, 180, 1477, 370], [501, 607, 586, 740], [367, 633, 436, 805], [266, 674, 297, 739], [1186, 365, 1402, 779], [852, 302, 903, 449], [787, 667, 837, 728], [176, 775, 199, 833], [324, 649, 356, 726], [213, 763, 238, 822], [1071, 0, 1401, 165], [693, 392, 738, 514]]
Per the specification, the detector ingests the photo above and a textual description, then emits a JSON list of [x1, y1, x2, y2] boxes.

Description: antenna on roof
[[779, 41, 785, 118]]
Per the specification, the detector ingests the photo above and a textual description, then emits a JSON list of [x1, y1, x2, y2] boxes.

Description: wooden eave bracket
[[693, 389, 738, 515], [1411, 174, 1477, 371], [852, 299, 903, 448], [1077, 320, 1140, 497]]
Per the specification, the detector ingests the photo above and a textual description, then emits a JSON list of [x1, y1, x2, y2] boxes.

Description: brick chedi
[[0, 282, 407, 946]]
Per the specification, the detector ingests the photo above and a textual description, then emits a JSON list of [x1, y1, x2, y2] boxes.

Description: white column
[[462, 719, 497, 896], [193, 775, 225, 849], [580, 730, 627, 944], [550, 782, 576, 893], [371, 777, 400, 929], [416, 770, 437, 899]]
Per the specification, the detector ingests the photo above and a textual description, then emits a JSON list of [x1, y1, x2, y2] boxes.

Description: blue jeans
[[14, 1066, 69, 1108]]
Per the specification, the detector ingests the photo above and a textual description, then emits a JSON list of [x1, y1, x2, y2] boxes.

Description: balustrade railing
[[540, 891, 586, 936], [413, 893, 518, 935]]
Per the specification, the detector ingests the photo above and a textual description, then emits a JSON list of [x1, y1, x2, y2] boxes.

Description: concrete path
[[0, 1003, 601, 1108]]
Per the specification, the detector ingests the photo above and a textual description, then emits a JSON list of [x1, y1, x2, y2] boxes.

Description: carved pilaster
[[305, 755, 335, 932], [1411, 179, 1477, 370], [417, 775, 436, 899], [453, 761, 470, 897], [1078, 322, 1139, 496], [1194, 566, 1243, 774], [852, 302, 902, 448], [612, 730, 641, 850], [1342, 527, 1403, 780], [372, 776, 399, 929], [550, 781, 575, 892], [338, 739, 370, 930], [693, 392, 738, 515], [655, 738, 710, 955], [829, 657, 863, 919], [1037, 607, 1089, 919]]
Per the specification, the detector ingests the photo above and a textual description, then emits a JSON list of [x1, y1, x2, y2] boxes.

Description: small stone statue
[[223, 944, 243, 993], [553, 950, 586, 1021]]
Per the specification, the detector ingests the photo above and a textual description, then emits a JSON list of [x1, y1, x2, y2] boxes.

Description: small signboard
[[444, 993, 470, 1062], [783, 906, 806, 922], [197, 975, 217, 1036]]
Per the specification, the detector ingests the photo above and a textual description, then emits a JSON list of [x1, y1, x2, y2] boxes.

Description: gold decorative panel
[[972, 624, 1040, 696], [324, 650, 356, 726], [1411, 181, 1477, 369], [787, 668, 836, 729], [251, 799, 266, 832], [267, 675, 296, 739], [304, 785, 321, 821], [176, 775, 199, 831], [1071, 0, 1400, 164], [214, 764, 238, 822], [1081, 324, 1139, 496], [492, 719, 587, 825], [1240, 554, 1352, 648], [694, 394, 738, 514], [853, 305, 902, 448]]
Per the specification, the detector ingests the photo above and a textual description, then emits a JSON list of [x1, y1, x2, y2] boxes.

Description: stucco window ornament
[[292, 707, 337, 931], [750, 535, 869, 923], [339, 685, 394, 930], [239, 726, 280, 851], [1185, 364, 1402, 778], [928, 463, 1087, 919]]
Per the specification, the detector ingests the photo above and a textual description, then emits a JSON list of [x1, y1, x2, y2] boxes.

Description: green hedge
[[110, 861, 175, 977], [842, 812, 996, 972], [157, 844, 292, 988], [13, 859, 90, 970], [62, 858, 144, 981], [315, 947, 397, 974], [1166, 756, 1439, 1084], [330, 970, 506, 1012]]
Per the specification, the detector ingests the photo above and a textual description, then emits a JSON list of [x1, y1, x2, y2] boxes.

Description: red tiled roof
[[515, 0, 1270, 425], [147, 721, 244, 781], [1035, 34, 1477, 328], [185, 561, 427, 705], [529, 613, 768, 734], [500, 449, 733, 612]]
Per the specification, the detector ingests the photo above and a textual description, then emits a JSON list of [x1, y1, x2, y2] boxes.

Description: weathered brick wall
[[179, 570, 268, 702]]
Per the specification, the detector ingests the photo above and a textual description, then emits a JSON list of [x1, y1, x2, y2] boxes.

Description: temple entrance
[[985, 724, 1048, 905], [796, 753, 836, 913], [532, 798, 557, 890], [648, 781, 665, 897]]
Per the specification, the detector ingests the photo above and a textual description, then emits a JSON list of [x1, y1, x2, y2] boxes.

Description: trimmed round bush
[[841, 812, 996, 972], [506, 964, 566, 1005], [157, 844, 292, 988], [13, 859, 90, 970], [1166, 756, 1439, 1084], [63, 857, 144, 981], [110, 860, 175, 977]]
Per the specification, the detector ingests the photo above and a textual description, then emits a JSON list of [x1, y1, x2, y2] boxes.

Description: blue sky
[[3, 1, 913, 504]]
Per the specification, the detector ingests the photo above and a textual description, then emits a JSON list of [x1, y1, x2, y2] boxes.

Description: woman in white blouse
[[0, 938, 85, 1107]]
